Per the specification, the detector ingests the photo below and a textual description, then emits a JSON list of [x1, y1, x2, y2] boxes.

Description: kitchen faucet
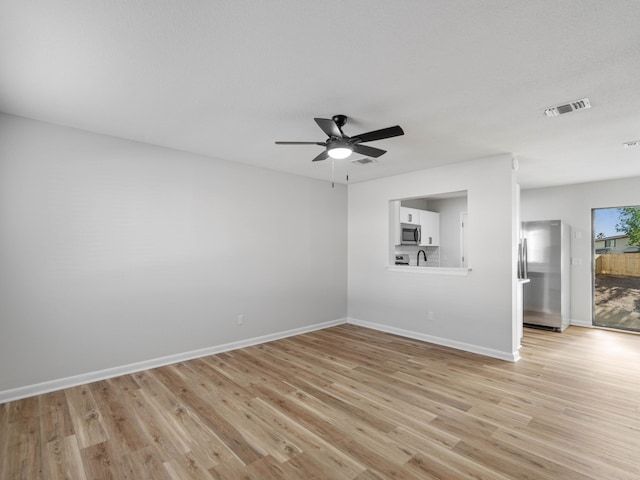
[[417, 250, 427, 266]]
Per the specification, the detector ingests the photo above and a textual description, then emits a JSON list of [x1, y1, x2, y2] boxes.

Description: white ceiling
[[2, 1, 640, 189]]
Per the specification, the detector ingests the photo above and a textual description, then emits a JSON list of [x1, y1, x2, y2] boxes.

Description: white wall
[[0, 114, 347, 395], [400, 198, 429, 209], [428, 196, 468, 268], [520, 176, 640, 326], [348, 154, 519, 359]]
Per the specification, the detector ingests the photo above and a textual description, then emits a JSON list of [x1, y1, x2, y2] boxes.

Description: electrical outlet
[[237, 314, 244, 325], [427, 311, 434, 321]]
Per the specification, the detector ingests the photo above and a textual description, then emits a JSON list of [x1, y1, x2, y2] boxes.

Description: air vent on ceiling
[[544, 97, 591, 117], [351, 158, 378, 165], [623, 141, 640, 149]]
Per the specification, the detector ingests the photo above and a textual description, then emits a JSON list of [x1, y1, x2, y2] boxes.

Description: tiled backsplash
[[394, 245, 440, 267]]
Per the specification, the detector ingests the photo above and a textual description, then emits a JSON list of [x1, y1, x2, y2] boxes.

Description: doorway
[[592, 206, 640, 332]]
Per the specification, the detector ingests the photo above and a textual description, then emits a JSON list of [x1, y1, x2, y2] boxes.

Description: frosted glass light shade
[[327, 146, 352, 159]]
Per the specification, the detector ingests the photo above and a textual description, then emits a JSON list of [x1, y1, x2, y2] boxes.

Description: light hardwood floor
[[1, 324, 640, 479]]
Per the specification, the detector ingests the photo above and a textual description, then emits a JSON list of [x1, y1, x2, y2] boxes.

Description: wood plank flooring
[[1, 324, 640, 479]]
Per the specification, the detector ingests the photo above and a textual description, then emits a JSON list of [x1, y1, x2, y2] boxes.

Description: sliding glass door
[[592, 206, 640, 332]]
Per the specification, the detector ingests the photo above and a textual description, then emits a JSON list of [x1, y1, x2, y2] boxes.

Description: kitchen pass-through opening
[[389, 191, 468, 269]]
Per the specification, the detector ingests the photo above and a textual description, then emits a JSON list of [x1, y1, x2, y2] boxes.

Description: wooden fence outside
[[595, 252, 640, 277]]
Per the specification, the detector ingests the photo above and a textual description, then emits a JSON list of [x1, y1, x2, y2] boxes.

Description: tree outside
[[616, 206, 640, 246]]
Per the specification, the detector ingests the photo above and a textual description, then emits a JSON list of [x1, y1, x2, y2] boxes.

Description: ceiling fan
[[275, 114, 404, 162]]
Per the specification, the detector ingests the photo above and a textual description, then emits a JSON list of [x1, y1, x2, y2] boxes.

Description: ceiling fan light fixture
[[327, 144, 352, 159]]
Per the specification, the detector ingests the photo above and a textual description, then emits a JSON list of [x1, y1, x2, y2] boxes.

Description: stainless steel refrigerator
[[518, 220, 571, 332]]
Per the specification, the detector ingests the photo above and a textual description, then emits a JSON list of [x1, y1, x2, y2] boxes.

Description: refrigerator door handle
[[518, 242, 523, 278], [522, 238, 528, 279]]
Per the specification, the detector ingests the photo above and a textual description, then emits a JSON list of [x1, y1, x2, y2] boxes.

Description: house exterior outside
[[594, 234, 636, 254]]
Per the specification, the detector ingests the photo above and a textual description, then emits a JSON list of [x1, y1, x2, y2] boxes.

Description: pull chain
[[331, 158, 335, 188]]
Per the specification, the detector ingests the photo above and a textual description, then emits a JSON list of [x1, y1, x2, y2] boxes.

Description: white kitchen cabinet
[[399, 206, 420, 225], [420, 210, 440, 246]]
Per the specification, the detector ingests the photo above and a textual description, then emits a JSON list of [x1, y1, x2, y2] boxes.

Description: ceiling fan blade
[[275, 141, 325, 145], [312, 150, 329, 162], [314, 118, 342, 138], [352, 144, 386, 158], [351, 125, 404, 143]]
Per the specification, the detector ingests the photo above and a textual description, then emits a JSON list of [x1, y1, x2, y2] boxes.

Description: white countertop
[[386, 265, 472, 276]]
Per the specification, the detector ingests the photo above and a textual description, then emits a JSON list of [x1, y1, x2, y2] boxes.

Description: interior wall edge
[[0, 317, 348, 404], [347, 317, 519, 362]]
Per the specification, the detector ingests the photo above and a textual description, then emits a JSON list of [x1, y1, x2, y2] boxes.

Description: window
[[604, 239, 616, 247]]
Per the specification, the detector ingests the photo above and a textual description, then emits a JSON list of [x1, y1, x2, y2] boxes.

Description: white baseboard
[[347, 318, 519, 362], [0, 318, 348, 403]]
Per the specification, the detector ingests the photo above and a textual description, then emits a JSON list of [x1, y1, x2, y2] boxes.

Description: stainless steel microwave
[[401, 224, 420, 245]]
